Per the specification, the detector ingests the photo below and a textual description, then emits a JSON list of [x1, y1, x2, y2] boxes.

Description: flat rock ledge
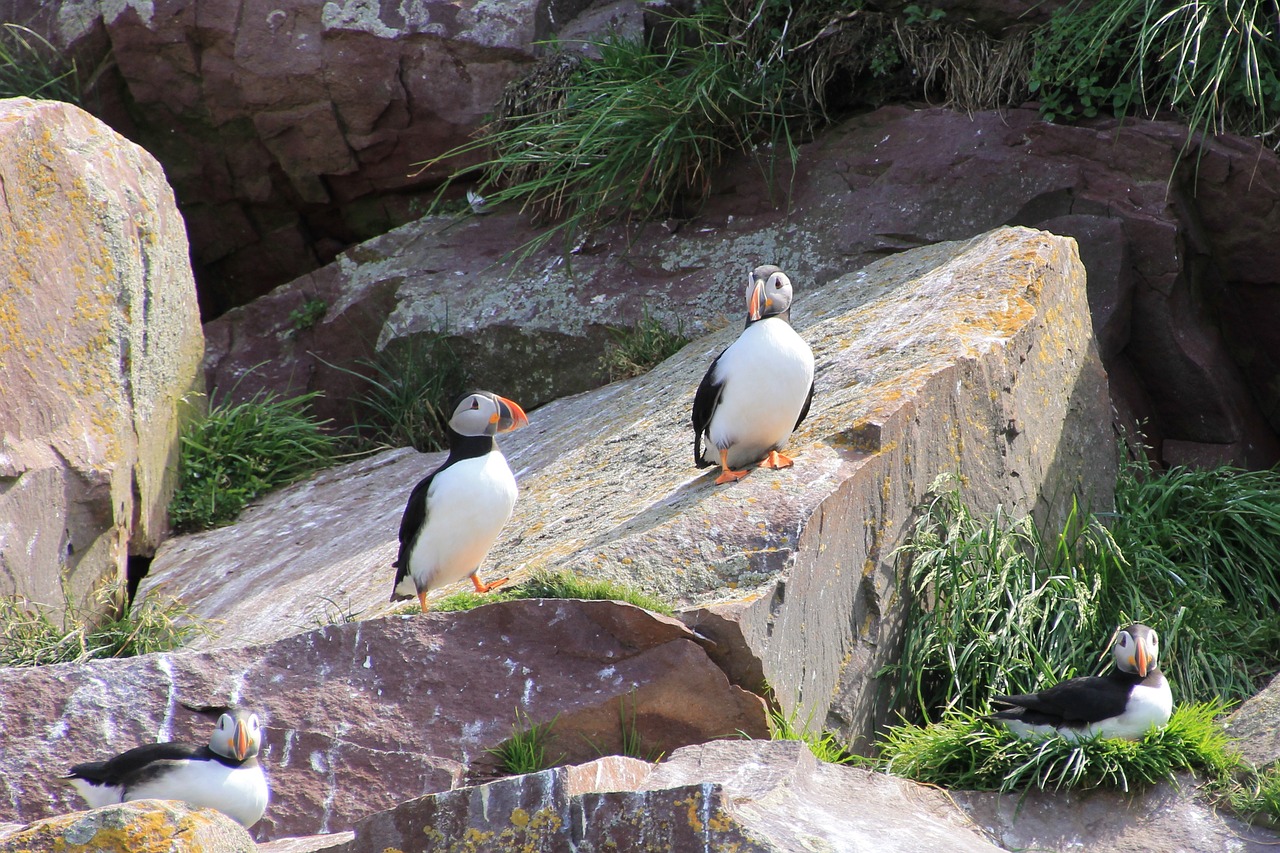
[[143, 226, 1114, 750]]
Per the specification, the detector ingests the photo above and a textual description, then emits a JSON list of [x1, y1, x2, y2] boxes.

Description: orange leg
[[759, 450, 795, 470], [417, 591, 429, 613], [471, 573, 509, 594], [714, 448, 750, 485]]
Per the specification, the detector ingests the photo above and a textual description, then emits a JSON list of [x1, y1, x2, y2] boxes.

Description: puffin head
[[1112, 623, 1160, 677], [449, 391, 530, 438], [746, 265, 795, 323], [210, 710, 263, 762]]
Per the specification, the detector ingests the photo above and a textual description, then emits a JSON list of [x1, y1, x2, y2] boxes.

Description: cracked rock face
[[144, 226, 1114, 751]]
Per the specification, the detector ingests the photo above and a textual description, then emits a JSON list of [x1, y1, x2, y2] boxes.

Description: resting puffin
[[392, 390, 530, 612], [63, 709, 269, 828], [692, 265, 815, 484], [988, 623, 1173, 740]]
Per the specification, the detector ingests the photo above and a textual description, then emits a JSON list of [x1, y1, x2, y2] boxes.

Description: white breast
[[703, 319, 815, 468], [66, 778, 123, 809], [125, 760, 269, 828], [1084, 679, 1174, 740], [400, 451, 518, 595]]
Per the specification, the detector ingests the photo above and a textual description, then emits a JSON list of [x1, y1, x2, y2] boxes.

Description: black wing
[[691, 351, 727, 468], [990, 672, 1135, 726], [391, 468, 440, 594], [793, 379, 814, 432], [67, 741, 202, 785]]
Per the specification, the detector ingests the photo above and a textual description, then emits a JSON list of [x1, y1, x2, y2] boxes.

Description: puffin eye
[[1118, 634, 1129, 647], [469, 398, 480, 409]]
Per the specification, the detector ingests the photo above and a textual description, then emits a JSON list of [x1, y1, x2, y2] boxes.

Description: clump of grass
[[170, 391, 338, 531], [287, 298, 327, 336], [0, 583, 208, 667], [873, 701, 1238, 793], [766, 705, 854, 765], [487, 709, 561, 776], [1223, 762, 1280, 826], [0, 23, 81, 103], [601, 310, 689, 381], [434, 569, 673, 615], [337, 333, 465, 453]]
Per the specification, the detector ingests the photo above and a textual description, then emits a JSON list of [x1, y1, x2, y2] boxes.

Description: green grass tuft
[[601, 310, 689, 381], [487, 709, 561, 776], [1223, 762, 1280, 827], [0, 583, 208, 667], [433, 569, 673, 615], [874, 701, 1238, 793], [0, 23, 82, 103], [766, 705, 855, 765], [170, 391, 338, 531]]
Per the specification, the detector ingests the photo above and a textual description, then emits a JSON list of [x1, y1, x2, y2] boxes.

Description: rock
[[0, 600, 764, 842], [0, 98, 204, 618], [145, 226, 1114, 750], [258, 832, 355, 853], [954, 778, 1280, 852], [344, 740, 1003, 852], [1225, 673, 1280, 768], [8, 0, 644, 313], [203, 107, 1280, 468], [0, 800, 254, 853]]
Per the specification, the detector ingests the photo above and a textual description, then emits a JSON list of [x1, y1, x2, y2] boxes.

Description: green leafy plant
[[871, 701, 1238, 793], [0, 583, 208, 667], [170, 391, 338, 531], [487, 709, 562, 776], [766, 705, 854, 765], [601, 310, 689, 381], [1223, 762, 1280, 826], [433, 569, 673, 615], [287, 298, 328, 336], [0, 23, 82, 103]]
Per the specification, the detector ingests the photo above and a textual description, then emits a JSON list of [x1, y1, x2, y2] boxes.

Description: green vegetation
[[601, 310, 689, 381], [1029, 0, 1280, 143], [170, 391, 338, 531], [433, 569, 673, 615], [287, 298, 328, 336], [872, 702, 1238, 793], [766, 705, 854, 765], [487, 709, 561, 776], [1224, 762, 1280, 826], [0, 583, 207, 667], [0, 23, 82, 103]]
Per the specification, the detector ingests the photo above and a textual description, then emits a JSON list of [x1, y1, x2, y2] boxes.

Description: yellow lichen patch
[[509, 807, 530, 828]]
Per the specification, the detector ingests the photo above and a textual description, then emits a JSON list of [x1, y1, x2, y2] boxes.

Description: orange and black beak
[[231, 719, 253, 761], [1134, 636, 1151, 678], [747, 278, 770, 322], [491, 395, 530, 433]]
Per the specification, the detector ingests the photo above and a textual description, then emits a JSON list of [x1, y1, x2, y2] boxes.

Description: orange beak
[[1134, 640, 1150, 678], [747, 280, 767, 322], [492, 396, 529, 433], [232, 720, 252, 761]]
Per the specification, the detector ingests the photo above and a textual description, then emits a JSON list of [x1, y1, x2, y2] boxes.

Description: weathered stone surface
[[345, 740, 1003, 852], [204, 106, 1280, 467], [1225, 673, 1280, 768], [0, 800, 254, 853], [0, 98, 204, 617], [0, 600, 763, 842], [1, 0, 643, 313], [257, 832, 354, 853], [954, 778, 1280, 852], [147, 226, 1113, 751]]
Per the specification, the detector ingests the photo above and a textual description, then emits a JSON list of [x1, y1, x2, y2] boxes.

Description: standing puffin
[[692, 265, 815, 484], [392, 390, 530, 612], [62, 709, 269, 828], [988, 623, 1173, 740]]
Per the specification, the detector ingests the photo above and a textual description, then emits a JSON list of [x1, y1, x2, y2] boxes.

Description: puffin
[[988, 623, 1174, 740], [392, 390, 530, 612], [62, 708, 269, 828], [692, 264, 815, 484]]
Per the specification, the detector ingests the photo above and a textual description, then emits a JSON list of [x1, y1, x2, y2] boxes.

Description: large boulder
[[0, 800, 254, 853], [6, 0, 643, 313], [0, 98, 204, 618], [202, 106, 1280, 468], [0, 600, 764, 842], [144, 226, 1114, 749], [345, 741, 1005, 852]]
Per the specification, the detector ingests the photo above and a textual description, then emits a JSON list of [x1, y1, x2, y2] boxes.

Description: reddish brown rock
[[0, 600, 764, 843], [0, 97, 204, 619], [0, 800, 254, 853]]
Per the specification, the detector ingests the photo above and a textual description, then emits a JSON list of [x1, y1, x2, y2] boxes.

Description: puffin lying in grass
[[392, 390, 529, 612], [988, 623, 1173, 740], [692, 265, 815, 485], [63, 708, 269, 828]]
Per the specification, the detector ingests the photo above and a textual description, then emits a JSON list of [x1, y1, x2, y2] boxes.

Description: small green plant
[[337, 333, 465, 453], [601, 310, 689, 381], [1223, 762, 1280, 826], [170, 390, 338, 531], [766, 705, 854, 765], [487, 709, 561, 776], [872, 701, 1238, 793], [287, 299, 328, 336], [433, 569, 673, 615], [0, 583, 208, 667], [0, 23, 82, 103]]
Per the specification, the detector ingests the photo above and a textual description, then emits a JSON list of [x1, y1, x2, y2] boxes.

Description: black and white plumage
[[392, 390, 530, 612], [63, 709, 269, 828], [692, 264, 815, 485], [988, 623, 1174, 740]]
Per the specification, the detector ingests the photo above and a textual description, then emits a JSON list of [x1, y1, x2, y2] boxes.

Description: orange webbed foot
[[714, 449, 750, 485], [471, 574, 509, 594], [759, 450, 795, 470]]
